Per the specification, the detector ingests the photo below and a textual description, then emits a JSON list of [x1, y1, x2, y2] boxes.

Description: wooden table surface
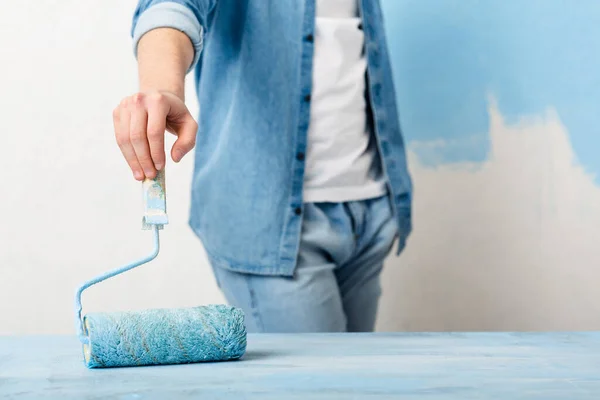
[[1, 333, 599, 399]]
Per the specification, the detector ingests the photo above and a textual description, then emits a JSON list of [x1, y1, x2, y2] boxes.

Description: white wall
[[1, 1, 599, 335], [378, 104, 600, 331], [0, 0, 222, 335]]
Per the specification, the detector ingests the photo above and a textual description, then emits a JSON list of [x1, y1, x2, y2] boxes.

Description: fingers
[[114, 100, 144, 180], [113, 91, 197, 180], [171, 112, 197, 163], [128, 95, 156, 179], [145, 93, 168, 171]]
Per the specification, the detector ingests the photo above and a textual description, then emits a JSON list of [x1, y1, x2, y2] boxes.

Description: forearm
[[131, 1, 210, 99], [137, 28, 194, 100]]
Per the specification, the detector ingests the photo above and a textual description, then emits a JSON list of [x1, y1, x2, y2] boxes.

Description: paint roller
[[74, 169, 247, 368]]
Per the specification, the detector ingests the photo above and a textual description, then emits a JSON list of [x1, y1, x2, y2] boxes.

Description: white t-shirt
[[302, 0, 386, 203]]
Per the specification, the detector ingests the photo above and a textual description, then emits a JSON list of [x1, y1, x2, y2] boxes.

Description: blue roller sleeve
[[82, 304, 246, 368]]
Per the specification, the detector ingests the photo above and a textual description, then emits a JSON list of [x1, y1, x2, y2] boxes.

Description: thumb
[[170, 113, 198, 163]]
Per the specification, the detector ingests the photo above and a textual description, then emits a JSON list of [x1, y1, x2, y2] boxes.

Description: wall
[[377, 0, 600, 331], [1, 1, 599, 335], [0, 0, 218, 335]]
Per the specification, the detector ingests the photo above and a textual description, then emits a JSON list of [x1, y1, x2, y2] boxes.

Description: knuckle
[[115, 135, 129, 147], [182, 137, 196, 149], [150, 152, 164, 161], [151, 152, 165, 162], [131, 92, 145, 105], [147, 128, 164, 139], [148, 92, 165, 105], [115, 130, 128, 145], [138, 155, 153, 165], [130, 130, 145, 143]]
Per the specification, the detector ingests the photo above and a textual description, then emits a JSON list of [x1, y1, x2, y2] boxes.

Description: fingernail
[[144, 168, 155, 178], [134, 170, 143, 180], [173, 150, 184, 162], [155, 162, 163, 171]]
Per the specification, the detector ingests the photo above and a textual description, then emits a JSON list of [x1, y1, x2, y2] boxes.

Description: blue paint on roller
[[74, 170, 247, 368], [82, 305, 246, 368]]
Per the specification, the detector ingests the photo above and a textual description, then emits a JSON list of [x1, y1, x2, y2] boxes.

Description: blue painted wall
[[381, 0, 600, 179]]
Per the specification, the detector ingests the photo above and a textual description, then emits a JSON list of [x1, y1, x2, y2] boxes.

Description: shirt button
[[304, 94, 311, 102], [306, 34, 314, 42], [380, 141, 390, 156], [358, 23, 363, 30], [372, 83, 382, 97], [294, 207, 302, 215], [296, 152, 305, 161]]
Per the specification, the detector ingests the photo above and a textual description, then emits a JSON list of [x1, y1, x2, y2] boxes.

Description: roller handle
[[74, 171, 168, 343], [142, 169, 168, 229]]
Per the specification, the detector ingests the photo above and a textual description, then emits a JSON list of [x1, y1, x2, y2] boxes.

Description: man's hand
[[115, 27, 196, 180], [113, 91, 197, 180]]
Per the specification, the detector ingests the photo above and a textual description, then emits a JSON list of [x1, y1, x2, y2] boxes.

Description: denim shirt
[[132, 0, 412, 276]]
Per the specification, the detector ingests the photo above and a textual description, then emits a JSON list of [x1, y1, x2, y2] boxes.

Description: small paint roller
[[74, 169, 246, 368]]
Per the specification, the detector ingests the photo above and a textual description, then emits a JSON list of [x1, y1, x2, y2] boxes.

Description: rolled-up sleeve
[[131, 0, 216, 73]]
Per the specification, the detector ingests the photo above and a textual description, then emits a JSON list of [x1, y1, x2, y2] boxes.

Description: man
[[114, 0, 412, 333]]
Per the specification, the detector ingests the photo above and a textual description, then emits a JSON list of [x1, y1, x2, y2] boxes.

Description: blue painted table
[[1, 333, 599, 399]]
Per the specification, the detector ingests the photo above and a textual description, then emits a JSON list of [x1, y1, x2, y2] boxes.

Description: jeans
[[210, 195, 398, 333]]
